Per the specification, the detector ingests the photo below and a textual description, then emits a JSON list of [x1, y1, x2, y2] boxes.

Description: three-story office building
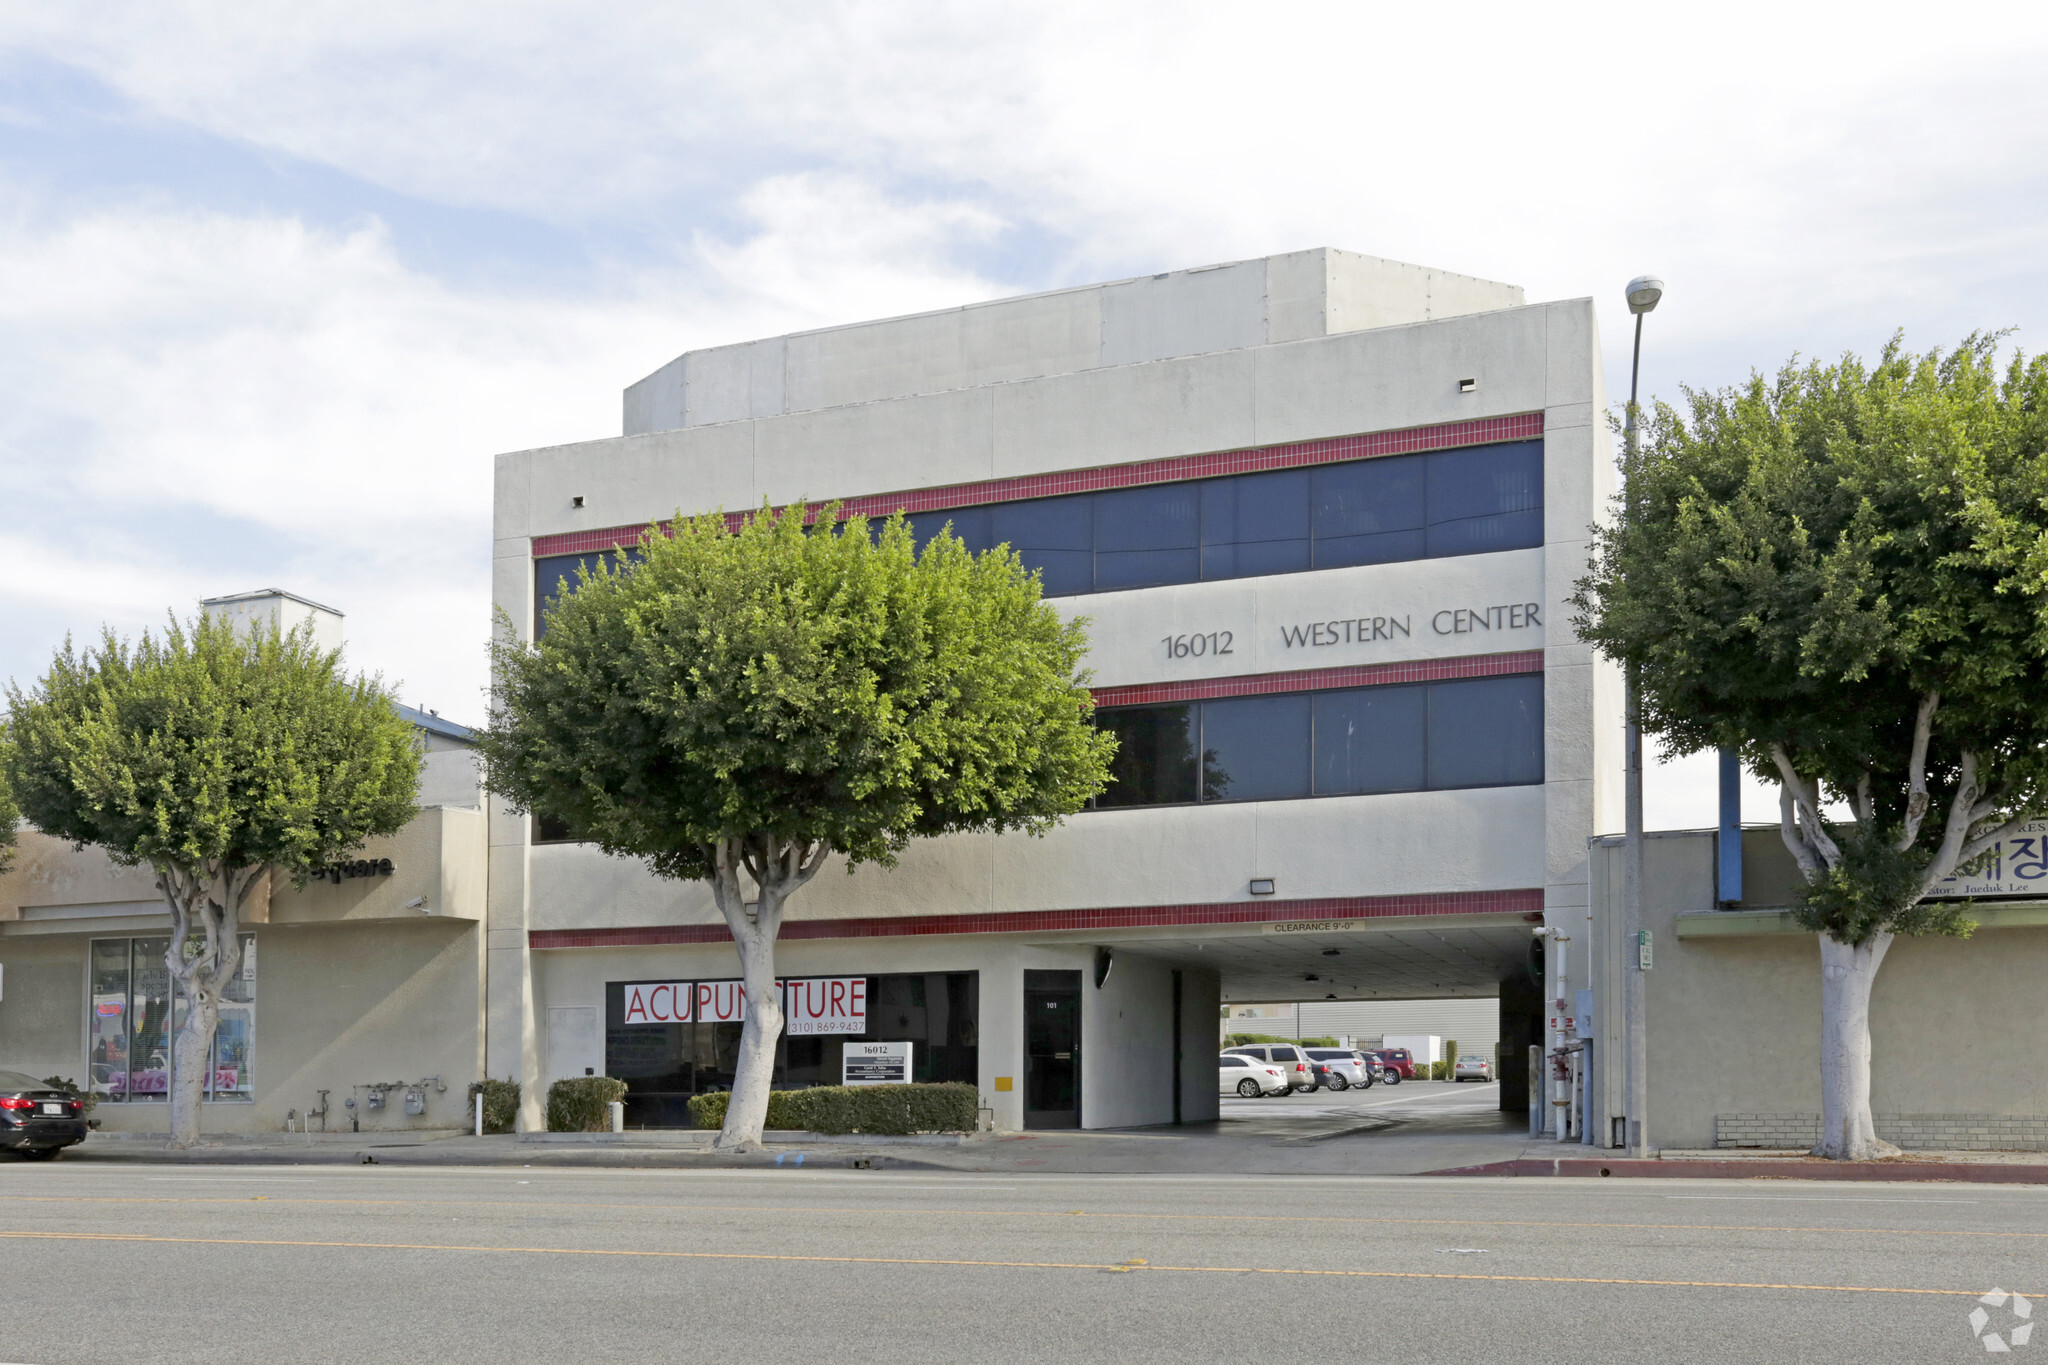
[[490, 248, 1620, 1131]]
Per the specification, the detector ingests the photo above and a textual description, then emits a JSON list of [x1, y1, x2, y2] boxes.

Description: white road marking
[[1662, 1196, 1982, 1204], [141, 1176, 320, 1183]]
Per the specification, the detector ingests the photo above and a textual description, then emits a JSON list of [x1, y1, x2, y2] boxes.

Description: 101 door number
[[1162, 631, 1234, 658]]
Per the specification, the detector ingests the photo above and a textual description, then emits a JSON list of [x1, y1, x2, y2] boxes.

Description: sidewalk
[[49, 1124, 2048, 1183], [1428, 1145, 2048, 1184], [57, 1128, 986, 1169]]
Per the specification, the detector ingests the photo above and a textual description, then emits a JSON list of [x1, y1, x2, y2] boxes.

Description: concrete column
[[979, 952, 1025, 1132], [487, 534, 543, 1132], [1178, 967, 1222, 1124]]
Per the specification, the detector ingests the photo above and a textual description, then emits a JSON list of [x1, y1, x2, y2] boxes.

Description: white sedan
[[1218, 1053, 1290, 1097]]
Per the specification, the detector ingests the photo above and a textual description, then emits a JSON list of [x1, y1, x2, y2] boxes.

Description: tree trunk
[[706, 835, 826, 1153], [717, 910, 785, 1152], [159, 862, 253, 1150], [169, 994, 219, 1148], [1813, 930, 1900, 1161]]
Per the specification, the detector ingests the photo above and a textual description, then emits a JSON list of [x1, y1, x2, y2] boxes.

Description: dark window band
[[533, 439, 1543, 630], [902, 439, 1541, 597], [1093, 672, 1542, 807]]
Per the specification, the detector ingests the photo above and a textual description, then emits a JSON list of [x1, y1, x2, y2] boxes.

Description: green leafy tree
[[3, 615, 419, 1148], [480, 505, 1115, 1150], [0, 753, 17, 876], [1573, 335, 2048, 1159]]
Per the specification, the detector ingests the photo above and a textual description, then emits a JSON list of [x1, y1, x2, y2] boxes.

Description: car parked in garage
[[1218, 1054, 1290, 1097], [1453, 1054, 1494, 1082], [1221, 1044, 1316, 1094], [1302, 1048, 1373, 1090], [0, 1071, 89, 1159]]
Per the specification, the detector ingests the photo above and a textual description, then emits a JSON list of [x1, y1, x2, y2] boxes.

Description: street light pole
[[1621, 274, 1663, 1158]]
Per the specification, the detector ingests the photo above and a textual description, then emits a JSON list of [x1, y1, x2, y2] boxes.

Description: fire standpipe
[[1542, 929, 1591, 1143]]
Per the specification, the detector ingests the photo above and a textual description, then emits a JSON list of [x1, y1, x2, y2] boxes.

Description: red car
[[1369, 1048, 1416, 1081]]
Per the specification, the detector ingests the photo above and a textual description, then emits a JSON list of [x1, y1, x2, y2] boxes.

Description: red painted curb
[[1427, 1157, 2048, 1184]]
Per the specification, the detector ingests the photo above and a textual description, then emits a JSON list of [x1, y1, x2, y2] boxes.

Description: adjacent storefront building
[[0, 592, 490, 1135]]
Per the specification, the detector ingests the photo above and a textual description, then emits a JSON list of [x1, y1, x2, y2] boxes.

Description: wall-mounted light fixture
[[571, 495, 586, 508], [1249, 878, 1275, 896], [1458, 378, 1477, 393]]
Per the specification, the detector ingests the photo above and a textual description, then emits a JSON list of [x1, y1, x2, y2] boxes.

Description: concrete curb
[[516, 1130, 984, 1148], [1427, 1155, 2048, 1184]]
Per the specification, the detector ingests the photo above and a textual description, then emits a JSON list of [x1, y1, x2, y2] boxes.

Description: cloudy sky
[[4, 3, 2046, 827]]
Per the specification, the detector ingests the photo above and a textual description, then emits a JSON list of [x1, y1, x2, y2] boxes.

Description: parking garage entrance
[[1095, 905, 1546, 1120]]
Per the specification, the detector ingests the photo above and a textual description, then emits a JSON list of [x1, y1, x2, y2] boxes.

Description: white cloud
[[0, 183, 1017, 715], [5, 0, 2047, 785]]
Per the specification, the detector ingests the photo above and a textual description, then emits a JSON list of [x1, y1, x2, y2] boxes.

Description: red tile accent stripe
[[527, 888, 1545, 950], [531, 412, 1545, 558], [1090, 650, 1543, 708]]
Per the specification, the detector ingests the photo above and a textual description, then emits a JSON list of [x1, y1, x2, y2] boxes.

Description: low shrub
[[546, 1076, 630, 1132], [1223, 1033, 1338, 1049], [467, 1078, 521, 1134], [40, 1076, 97, 1115], [688, 1082, 978, 1135]]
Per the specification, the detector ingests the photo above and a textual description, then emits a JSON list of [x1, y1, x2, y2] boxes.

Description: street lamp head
[[1625, 275, 1665, 315]]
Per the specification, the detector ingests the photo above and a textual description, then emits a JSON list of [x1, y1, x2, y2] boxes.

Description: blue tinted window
[[535, 547, 641, 637], [1426, 442, 1542, 558], [1427, 674, 1544, 789], [1313, 687, 1427, 794], [1313, 455, 1426, 538], [1314, 527, 1429, 571], [1097, 484, 1200, 551], [1200, 694, 1311, 802], [537, 440, 1543, 609], [1096, 705, 1198, 806], [1427, 442, 1541, 523], [1092, 671, 1541, 808], [1096, 548, 1201, 592], [992, 496, 1091, 552], [992, 496, 1094, 595], [902, 507, 993, 558], [1203, 537, 1310, 580], [1201, 470, 1309, 580]]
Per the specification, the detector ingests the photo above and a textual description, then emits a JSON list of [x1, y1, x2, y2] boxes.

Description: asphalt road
[[3, 1155, 2042, 1363]]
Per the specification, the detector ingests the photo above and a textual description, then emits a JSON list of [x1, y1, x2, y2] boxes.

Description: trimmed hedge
[[1223, 1033, 1338, 1048], [547, 1076, 630, 1132], [688, 1083, 978, 1136], [468, 1078, 521, 1134]]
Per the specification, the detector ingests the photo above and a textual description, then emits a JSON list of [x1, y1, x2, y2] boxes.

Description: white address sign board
[[843, 1040, 912, 1086]]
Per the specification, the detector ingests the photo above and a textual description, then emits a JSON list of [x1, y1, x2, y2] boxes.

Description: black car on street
[[0, 1071, 89, 1159]]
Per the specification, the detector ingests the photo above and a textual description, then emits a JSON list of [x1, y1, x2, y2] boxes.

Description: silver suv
[[1222, 1044, 1316, 1094], [1303, 1047, 1374, 1090]]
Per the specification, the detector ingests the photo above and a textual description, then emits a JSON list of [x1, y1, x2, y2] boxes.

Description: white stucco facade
[[491, 249, 1619, 1132]]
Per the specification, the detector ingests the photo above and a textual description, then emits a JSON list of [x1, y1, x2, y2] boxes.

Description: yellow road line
[[3, 1194, 2043, 1241], [0, 1227, 2021, 1297]]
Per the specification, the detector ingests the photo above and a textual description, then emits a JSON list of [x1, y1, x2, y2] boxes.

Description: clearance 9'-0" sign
[[616, 977, 868, 1035]]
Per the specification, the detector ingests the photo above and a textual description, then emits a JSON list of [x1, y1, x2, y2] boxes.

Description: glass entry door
[[1023, 969, 1082, 1129]]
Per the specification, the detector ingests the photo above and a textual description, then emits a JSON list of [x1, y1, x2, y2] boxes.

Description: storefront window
[[604, 972, 978, 1128], [87, 936, 256, 1103]]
